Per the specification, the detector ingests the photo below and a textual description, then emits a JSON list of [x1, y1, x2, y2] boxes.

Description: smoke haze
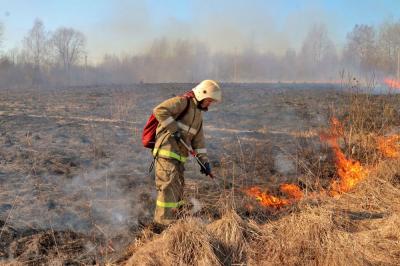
[[85, 1, 338, 60], [0, 1, 399, 84]]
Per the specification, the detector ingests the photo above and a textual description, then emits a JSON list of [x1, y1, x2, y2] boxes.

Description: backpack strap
[[154, 96, 190, 145], [176, 97, 191, 121]]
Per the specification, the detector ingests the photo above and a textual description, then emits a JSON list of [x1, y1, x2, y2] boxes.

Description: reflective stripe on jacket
[[156, 199, 185, 208], [152, 148, 187, 163], [153, 95, 208, 163]]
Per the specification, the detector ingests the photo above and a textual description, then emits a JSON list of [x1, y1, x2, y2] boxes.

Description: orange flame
[[280, 183, 303, 200], [245, 118, 372, 208], [384, 78, 400, 89], [322, 118, 368, 195], [377, 135, 400, 158], [329, 152, 367, 195], [244, 187, 289, 208], [244, 183, 303, 209]]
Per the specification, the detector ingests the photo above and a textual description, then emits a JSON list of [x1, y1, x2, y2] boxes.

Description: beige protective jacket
[[152, 95, 208, 164]]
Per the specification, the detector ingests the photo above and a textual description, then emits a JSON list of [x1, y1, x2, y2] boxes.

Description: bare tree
[[299, 24, 336, 79], [344, 24, 376, 72], [22, 18, 49, 85], [378, 21, 400, 74], [51, 27, 86, 72], [301, 24, 335, 64], [23, 19, 49, 67], [8, 47, 19, 65]]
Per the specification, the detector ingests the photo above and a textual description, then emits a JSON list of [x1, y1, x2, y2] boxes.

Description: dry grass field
[[0, 83, 399, 265]]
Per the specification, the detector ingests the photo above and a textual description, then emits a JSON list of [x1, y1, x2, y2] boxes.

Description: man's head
[[199, 98, 215, 109], [192, 80, 222, 107]]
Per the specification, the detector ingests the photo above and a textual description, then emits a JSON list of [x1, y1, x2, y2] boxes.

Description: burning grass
[[384, 78, 400, 89], [244, 117, 372, 208], [245, 114, 399, 207], [377, 134, 400, 159], [124, 157, 400, 265], [124, 115, 400, 265]]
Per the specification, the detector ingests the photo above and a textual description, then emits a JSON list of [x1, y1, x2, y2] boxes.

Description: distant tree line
[[0, 18, 400, 87], [0, 19, 87, 88], [344, 22, 400, 77]]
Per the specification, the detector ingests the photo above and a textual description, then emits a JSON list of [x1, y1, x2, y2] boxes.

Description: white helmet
[[192, 80, 222, 102]]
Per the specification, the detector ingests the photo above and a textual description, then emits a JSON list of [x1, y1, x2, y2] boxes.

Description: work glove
[[171, 131, 182, 142], [200, 162, 212, 176]]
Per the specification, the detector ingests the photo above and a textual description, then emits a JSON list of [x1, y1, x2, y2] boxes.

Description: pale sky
[[1, 0, 399, 62]]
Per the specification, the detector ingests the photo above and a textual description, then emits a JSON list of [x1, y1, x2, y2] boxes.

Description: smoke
[[62, 161, 154, 241], [3, 161, 152, 244], [85, 0, 342, 60], [88, 1, 153, 60]]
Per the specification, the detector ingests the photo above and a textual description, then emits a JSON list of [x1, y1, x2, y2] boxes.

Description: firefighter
[[151, 80, 222, 229]]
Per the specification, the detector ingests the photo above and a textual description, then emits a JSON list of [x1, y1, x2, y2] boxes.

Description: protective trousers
[[154, 157, 185, 225]]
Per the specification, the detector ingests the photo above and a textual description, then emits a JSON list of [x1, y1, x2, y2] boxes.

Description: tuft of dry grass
[[206, 209, 259, 265], [249, 204, 357, 266], [126, 218, 220, 266]]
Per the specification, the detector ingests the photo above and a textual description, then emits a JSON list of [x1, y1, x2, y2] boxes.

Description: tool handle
[[180, 139, 215, 178], [193, 151, 215, 178]]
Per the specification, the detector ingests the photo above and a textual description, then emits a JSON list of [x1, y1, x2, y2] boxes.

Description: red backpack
[[142, 91, 194, 149]]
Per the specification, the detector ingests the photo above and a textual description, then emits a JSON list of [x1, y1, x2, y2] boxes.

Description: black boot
[[146, 222, 167, 234]]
